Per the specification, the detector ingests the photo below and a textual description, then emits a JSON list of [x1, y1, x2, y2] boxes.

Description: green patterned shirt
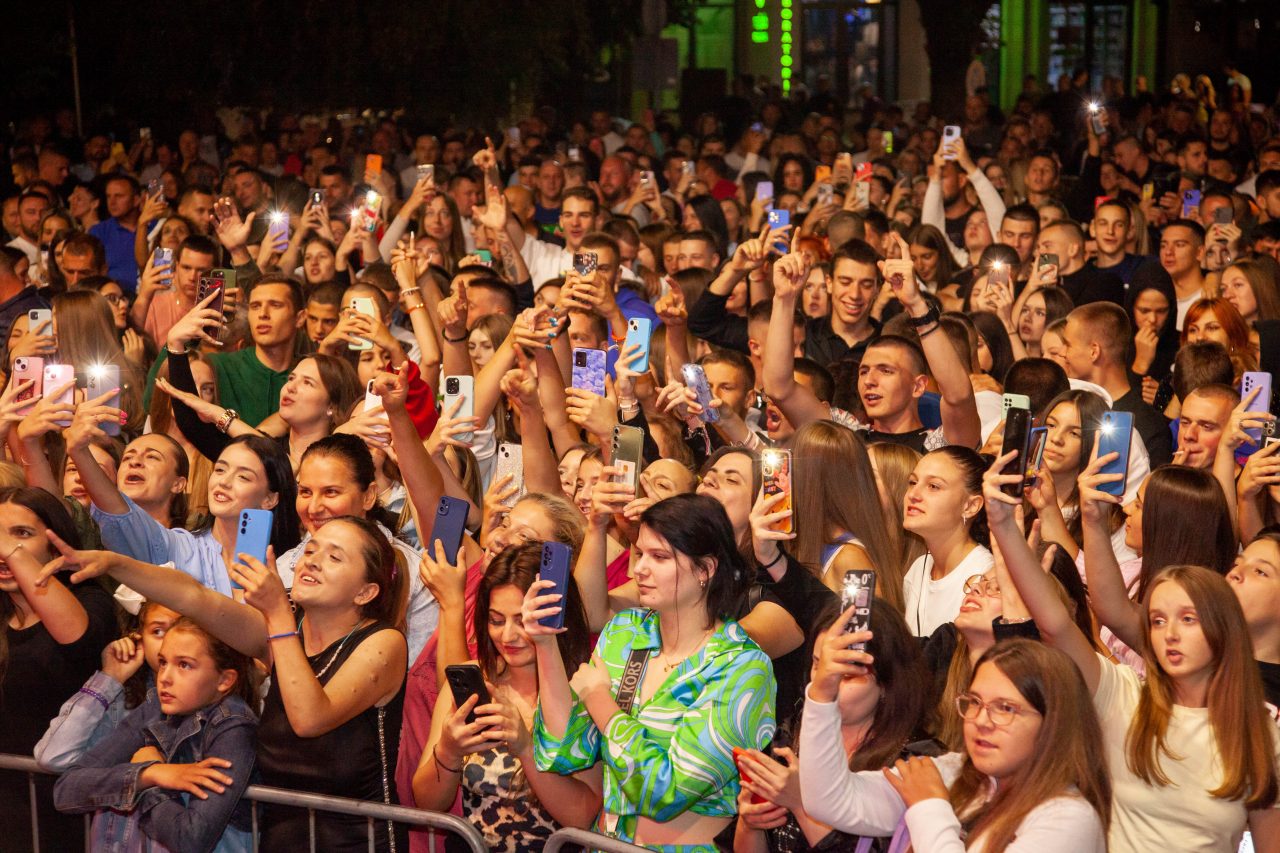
[[533, 608, 776, 848]]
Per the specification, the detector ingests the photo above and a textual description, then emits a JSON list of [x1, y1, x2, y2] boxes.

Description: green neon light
[[780, 0, 793, 94]]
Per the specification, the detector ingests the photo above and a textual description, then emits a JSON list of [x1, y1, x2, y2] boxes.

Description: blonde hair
[[867, 442, 925, 580]]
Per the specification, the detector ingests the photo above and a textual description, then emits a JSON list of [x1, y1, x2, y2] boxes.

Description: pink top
[[605, 549, 631, 591], [145, 291, 189, 349], [398, 557, 485, 853]]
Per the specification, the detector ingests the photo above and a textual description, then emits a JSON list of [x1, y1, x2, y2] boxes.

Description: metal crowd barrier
[[544, 826, 653, 853], [0, 752, 486, 853]]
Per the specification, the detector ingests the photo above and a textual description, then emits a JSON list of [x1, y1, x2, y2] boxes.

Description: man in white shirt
[[590, 111, 625, 155], [507, 187, 597, 288]]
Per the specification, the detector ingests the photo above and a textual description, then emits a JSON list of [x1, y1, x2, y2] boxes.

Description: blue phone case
[[432, 496, 470, 565], [623, 318, 652, 372], [571, 348, 607, 397], [1096, 411, 1133, 497], [232, 509, 273, 590], [1242, 372, 1273, 444], [538, 542, 573, 629]]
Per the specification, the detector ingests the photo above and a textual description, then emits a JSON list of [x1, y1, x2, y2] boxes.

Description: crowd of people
[[1, 61, 1280, 853]]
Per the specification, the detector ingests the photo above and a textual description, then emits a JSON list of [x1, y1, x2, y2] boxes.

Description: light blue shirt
[[92, 495, 232, 595]]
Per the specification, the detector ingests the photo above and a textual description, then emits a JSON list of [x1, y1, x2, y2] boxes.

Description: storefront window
[[1047, 3, 1128, 89], [800, 1, 890, 105]]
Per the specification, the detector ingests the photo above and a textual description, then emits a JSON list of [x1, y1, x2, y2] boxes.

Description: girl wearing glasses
[[799, 631, 1109, 851], [987, 453, 1280, 852]]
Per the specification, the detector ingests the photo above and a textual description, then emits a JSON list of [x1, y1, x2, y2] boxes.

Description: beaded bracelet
[[79, 686, 110, 711]]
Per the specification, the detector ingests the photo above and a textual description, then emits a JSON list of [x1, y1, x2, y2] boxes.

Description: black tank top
[[257, 619, 408, 852]]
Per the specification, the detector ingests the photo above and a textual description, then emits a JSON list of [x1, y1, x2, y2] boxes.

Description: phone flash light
[[269, 211, 285, 225], [1101, 423, 1114, 435], [1088, 102, 1100, 113], [88, 365, 107, 380], [366, 190, 377, 202], [991, 261, 1003, 270]]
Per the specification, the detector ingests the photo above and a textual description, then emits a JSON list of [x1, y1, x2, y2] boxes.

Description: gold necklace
[[656, 626, 715, 673]]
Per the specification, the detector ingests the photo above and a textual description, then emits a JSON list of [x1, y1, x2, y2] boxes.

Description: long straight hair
[[1135, 466, 1236, 600], [867, 442, 925, 577], [1127, 565, 1278, 808], [950, 640, 1112, 851], [790, 421, 902, 612]]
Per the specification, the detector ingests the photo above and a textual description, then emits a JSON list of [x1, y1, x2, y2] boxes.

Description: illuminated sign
[[751, 0, 769, 43], [780, 0, 793, 94]]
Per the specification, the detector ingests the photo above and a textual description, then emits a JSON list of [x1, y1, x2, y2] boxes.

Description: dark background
[[2, 0, 643, 131]]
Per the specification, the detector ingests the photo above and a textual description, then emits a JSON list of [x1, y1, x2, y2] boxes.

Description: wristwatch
[[215, 409, 239, 433], [907, 305, 940, 328]]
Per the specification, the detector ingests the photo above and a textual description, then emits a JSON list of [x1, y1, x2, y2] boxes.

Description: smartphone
[[568, 146, 581, 162], [681, 160, 695, 179], [1096, 411, 1134, 498], [767, 209, 790, 252], [816, 182, 834, 207], [750, 121, 765, 134], [999, 408, 1032, 497], [840, 570, 876, 647], [1025, 426, 1049, 488], [139, 127, 151, 141], [42, 364, 75, 421], [416, 163, 434, 183], [267, 211, 290, 245], [681, 363, 719, 423], [110, 142, 125, 160], [493, 442, 526, 508], [443, 375, 475, 443], [507, 126, 521, 145], [1001, 393, 1031, 419], [733, 747, 767, 805], [988, 263, 1011, 288], [1037, 253, 1059, 271], [761, 448, 793, 533], [365, 153, 383, 176], [942, 125, 961, 159], [211, 268, 235, 317], [815, 164, 833, 183], [572, 252, 598, 276], [147, 178, 164, 202], [474, 249, 493, 265], [611, 425, 644, 490], [1088, 105, 1106, 136], [640, 170, 655, 188], [571, 348, 607, 397], [755, 181, 774, 201], [198, 275, 225, 317], [538, 542, 573, 629], [883, 130, 894, 154], [86, 364, 121, 437], [1142, 183, 1155, 201], [12, 357, 43, 402], [623, 317, 652, 372], [432, 496, 470, 564], [309, 188, 324, 208], [231, 508, 273, 589], [348, 296, 376, 352], [444, 664, 491, 724], [1242, 372, 1273, 443], [154, 247, 173, 287], [855, 162, 873, 183], [1181, 189, 1202, 219], [360, 190, 382, 232], [1214, 206, 1233, 226], [362, 380, 384, 416], [28, 308, 52, 335]]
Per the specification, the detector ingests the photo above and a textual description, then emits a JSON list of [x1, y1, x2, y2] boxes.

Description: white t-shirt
[[1094, 654, 1280, 853], [1176, 291, 1200, 331], [902, 544, 994, 637]]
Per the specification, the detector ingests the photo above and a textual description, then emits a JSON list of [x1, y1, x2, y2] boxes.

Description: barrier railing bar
[[0, 753, 485, 853], [544, 825, 654, 853]]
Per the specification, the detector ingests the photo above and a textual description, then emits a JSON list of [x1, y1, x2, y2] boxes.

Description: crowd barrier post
[[543, 825, 655, 853]]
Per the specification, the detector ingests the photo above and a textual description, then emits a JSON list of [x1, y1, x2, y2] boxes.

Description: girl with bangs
[[987, 453, 1280, 852]]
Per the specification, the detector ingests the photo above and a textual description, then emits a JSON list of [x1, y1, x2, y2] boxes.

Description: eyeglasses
[[102, 294, 127, 306], [954, 694, 1040, 727], [962, 575, 1001, 597]]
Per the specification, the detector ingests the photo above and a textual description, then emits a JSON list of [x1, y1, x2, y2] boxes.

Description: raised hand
[[878, 231, 920, 311]]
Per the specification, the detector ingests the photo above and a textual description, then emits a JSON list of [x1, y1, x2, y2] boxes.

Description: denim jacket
[[53, 693, 258, 853], [35, 670, 136, 772]]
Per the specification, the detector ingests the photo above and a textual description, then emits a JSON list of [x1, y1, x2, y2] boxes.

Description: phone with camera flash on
[[86, 364, 121, 437], [841, 570, 876, 648], [1096, 411, 1134, 498]]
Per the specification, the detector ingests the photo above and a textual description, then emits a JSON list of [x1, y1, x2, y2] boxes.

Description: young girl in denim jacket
[[52, 618, 259, 853]]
